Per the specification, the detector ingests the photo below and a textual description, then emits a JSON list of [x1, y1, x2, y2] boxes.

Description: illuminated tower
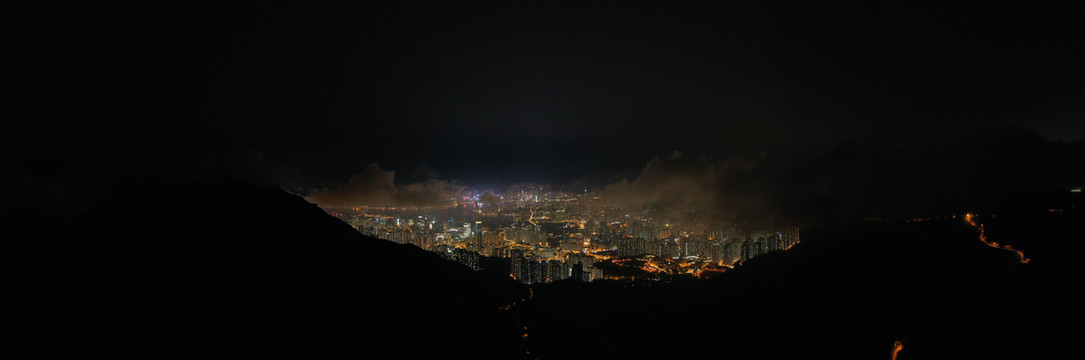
[[547, 260, 563, 282], [528, 258, 543, 284], [724, 242, 737, 264], [475, 221, 483, 253], [783, 226, 800, 248], [510, 249, 525, 282], [741, 241, 751, 262], [768, 233, 781, 252]]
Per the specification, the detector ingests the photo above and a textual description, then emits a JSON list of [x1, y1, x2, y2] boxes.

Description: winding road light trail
[[890, 340, 904, 360], [964, 213, 1030, 264]]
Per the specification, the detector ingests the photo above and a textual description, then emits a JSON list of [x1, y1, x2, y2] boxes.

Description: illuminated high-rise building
[[547, 260, 563, 282], [475, 221, 483, 253], [782, 226, 800, 249], [510, 249, 525, 282], [527, 259, 544, 284], [682, 238, 703, 258], [723, 242, 737, 264], [768, 233, 781, 252], [571, 262, 583, 281]]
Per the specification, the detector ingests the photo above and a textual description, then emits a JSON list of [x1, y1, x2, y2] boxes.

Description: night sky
[[7, 0, 1084, 218]]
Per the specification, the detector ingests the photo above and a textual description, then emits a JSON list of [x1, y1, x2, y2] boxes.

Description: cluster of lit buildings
[[508, 250, 600, 283], [329, 185, 799, 284]]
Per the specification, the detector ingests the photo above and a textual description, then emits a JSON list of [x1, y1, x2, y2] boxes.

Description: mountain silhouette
[[9, 180, 528, 359], [8, 180, 1077, 359], [515, 209, 1079, 359]]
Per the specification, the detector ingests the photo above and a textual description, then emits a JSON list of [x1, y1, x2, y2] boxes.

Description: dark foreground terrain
[[7, 181, 528, 359], [7, 181, 1079, 359], [520, 210, 1079, 359]]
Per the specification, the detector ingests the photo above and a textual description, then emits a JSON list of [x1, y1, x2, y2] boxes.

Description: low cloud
[[595, 151, 780, 227], [598, 152, 719, 215], [599, 126, 1085, 227], [306, 164, 463, 208]]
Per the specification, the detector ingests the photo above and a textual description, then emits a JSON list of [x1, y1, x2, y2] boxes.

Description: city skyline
[[325, 183, 802, 283]]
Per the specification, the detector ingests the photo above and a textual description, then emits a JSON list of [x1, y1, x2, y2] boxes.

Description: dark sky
[[6, 0, 1084, 216]]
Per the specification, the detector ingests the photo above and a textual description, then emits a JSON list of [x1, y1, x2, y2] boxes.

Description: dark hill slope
[[10, 181, 528, 359], [520, 212, 1077, 359]]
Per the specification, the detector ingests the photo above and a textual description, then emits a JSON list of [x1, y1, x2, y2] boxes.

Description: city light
[[323, 184, 801, 284]]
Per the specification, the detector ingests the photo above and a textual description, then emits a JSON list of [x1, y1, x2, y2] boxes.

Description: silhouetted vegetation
[[518, 209, 1079, 359], [9, 180, 529, 359]]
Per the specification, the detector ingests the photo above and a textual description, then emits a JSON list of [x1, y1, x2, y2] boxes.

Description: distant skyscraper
[[783, 226, 800, 249], [547, 260, 563, 282], [724, 243, 737, 264], [528, 260, 544, 284], [475, 221, 484, 253]]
